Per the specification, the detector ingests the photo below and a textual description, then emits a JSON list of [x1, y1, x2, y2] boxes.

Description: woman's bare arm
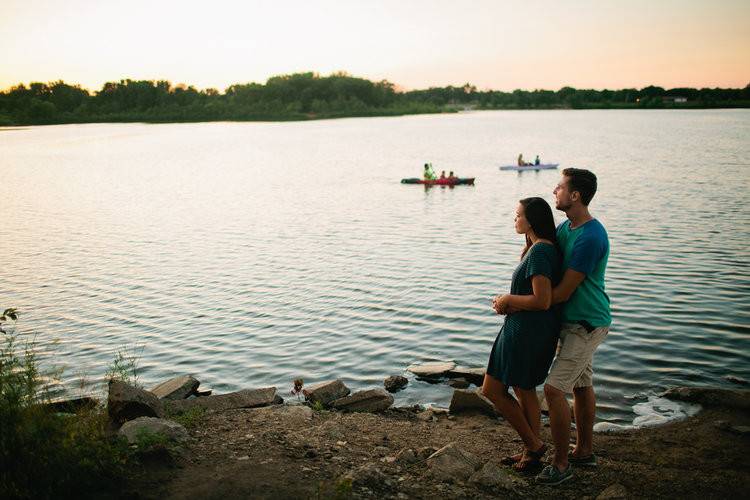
[[493, 275, 552, 313]]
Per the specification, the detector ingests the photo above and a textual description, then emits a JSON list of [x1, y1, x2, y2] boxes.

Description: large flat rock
[[150, 375, 200, 400], [165, 387, 278, 413], [663, 387, 750, 410], [447, 367, 486, 387], [332, 389, 394, 413], [407, 362, 456, 379], [44, 396, 99, 414]]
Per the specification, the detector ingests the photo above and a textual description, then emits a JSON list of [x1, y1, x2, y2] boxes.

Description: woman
[[481, 197, 561, 472]]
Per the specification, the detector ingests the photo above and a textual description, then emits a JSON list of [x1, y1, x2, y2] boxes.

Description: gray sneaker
[[536, 464, 573, 485], [568, 452, 597, 467]]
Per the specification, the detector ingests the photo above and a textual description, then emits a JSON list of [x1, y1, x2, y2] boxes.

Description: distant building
[[662, 96, 688, 103]]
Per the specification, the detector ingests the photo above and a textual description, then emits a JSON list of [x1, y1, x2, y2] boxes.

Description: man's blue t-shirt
[[557, 218, 611, 327]]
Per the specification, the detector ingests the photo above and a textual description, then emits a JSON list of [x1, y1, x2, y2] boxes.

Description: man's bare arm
[[551, 268, 586, 305]]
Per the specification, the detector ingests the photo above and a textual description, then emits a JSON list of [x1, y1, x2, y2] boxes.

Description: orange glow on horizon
[[1, 0, 748, 93]]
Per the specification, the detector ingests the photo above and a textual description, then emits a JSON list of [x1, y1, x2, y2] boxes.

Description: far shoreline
[[2, 106, 749, 129]]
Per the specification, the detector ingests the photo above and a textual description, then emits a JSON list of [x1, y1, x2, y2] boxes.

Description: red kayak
[[401, 177, 475, 185]]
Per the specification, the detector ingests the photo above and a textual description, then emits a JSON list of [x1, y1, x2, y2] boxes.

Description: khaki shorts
[[546, 322, 609, 394]]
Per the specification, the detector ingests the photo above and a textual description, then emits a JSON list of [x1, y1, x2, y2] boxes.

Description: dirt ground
[[122, 399, 750, 499]]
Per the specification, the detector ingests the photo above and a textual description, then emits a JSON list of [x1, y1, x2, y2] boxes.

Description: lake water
[[2, 110, 749, 424]]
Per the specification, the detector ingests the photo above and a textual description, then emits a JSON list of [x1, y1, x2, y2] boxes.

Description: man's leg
[[572, 385, 596, 457], [543, 383, 570, 471]]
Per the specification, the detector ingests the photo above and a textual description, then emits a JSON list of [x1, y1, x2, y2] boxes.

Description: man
[[536, 168, 611, 485]]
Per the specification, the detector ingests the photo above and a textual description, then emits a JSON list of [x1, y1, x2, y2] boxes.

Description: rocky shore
[[95, 368, 750, 499]]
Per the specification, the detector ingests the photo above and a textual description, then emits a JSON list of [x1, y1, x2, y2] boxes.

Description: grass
[[105, 345, 142, 388], [168, 405, 206, 430]]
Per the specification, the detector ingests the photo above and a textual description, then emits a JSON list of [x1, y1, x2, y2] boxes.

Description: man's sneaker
[[568, 452, 597, 467], [536, 464, 573, 485]]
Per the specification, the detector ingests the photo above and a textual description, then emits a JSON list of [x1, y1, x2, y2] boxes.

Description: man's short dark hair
[[562, 168, 597, 206]]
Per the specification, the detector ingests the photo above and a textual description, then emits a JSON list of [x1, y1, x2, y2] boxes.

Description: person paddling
[[423, 163, 437, 181]]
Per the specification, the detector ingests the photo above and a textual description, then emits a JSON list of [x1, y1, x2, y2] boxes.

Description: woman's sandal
[[500, 451, 525, 465], [512, 443, 548, 473]]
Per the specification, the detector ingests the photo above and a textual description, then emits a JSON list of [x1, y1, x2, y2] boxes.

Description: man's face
[[553, 176, 574, 211]]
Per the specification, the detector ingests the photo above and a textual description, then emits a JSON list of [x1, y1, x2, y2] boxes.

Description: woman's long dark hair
[[520, 197, 558, 257]]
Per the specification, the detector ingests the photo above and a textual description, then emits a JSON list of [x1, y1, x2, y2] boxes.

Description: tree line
[[1, 72, 748, 126]]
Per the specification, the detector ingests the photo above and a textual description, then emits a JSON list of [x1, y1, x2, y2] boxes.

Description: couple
[[482, 168, 610, 485]]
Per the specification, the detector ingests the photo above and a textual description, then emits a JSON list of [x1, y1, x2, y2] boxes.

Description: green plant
[[168, 405, 206, 429], [311, 400, 325, 412], [0, 308, 132, 498], [133, 428, 172, 450], [105, 345, 142, 387]]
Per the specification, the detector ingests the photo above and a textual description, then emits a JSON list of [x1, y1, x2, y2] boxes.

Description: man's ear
[[571, 190, 581, 203]]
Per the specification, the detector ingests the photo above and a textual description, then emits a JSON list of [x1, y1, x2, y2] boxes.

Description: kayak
[[401, 177, 475, 185], [499, 164, 559, 171]]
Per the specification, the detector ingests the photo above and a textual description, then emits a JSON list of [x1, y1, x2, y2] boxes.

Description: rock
[[384, 375, 408, 393], [118, 416, 188, 444], [407, 361, 456, 379], [469, 461, 515, 489], [150, 375, 200, 400], [596, 483, 628, 499], [333, 389, 394, 412], [44, 396, 98, 414], [394, 448, 418, 465], [662, 387, 750, 410], [165, 387, 277, 414], [416, 446, 437, 460], [449, 388, 497, 416], [195, 387, 212, 397], [426, 443, 482, 482], [724, 375, 749, 386], [730, 425, 750, 436], [448, 378, 470, 389], [108, 380, 165, 427], [447, 366, 486, 386], [340, 463, 388, 489], [303, 379, 351, 407]]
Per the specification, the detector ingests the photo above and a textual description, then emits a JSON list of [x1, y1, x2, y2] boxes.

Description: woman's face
[[514, 203, 530, 235]]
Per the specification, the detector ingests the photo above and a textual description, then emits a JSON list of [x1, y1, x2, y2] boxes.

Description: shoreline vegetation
[[1, 72, 749, 127], [2, 311, 749, 498]]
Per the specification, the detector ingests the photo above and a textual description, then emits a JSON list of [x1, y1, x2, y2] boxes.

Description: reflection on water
[[1, 110, 749, 423]]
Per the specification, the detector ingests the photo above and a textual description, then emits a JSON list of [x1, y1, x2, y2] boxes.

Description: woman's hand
[[492, 294, 511, 314]]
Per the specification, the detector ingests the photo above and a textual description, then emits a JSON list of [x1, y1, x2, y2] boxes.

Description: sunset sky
[[1, 0, 748, 92]]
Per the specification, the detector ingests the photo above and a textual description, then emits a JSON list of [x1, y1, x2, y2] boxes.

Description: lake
[[1, 109, 749, 424]]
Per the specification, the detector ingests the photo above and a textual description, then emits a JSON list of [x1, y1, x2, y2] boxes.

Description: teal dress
[[487, 243, 561, 390]]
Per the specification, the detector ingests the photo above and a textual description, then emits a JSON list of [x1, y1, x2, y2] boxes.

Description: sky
[[1, 0, 748, 92]]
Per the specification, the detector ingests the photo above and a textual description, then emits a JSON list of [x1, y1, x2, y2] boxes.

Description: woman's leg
[[513, 386, 542, 440], [481, 374, 543, 451]]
